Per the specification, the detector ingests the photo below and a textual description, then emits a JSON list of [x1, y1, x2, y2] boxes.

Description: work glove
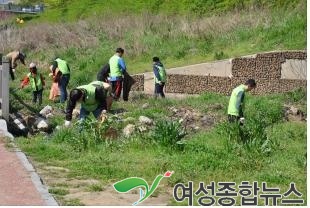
[[239, 117, 245, 125], [64, 120, 71, 127]]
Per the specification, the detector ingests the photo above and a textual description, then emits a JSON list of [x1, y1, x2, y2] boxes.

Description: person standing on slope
[[108, 48, 127, 100], [227, 79, 256, 125], [153, 57, 167, 98], [50, 57, 71, 103]]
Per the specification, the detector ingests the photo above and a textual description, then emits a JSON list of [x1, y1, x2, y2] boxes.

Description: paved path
[[0, 140, 45, 205], [143, 59, 232, 94]]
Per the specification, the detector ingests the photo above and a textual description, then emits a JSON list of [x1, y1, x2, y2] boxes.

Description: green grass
[[16, 89, 307, 205], [3, 0, 305, 84], [87, 184, 103, 192], [19, 0, 303, 22], [5, 0, 307, 205], [48, 188, 69, 196]]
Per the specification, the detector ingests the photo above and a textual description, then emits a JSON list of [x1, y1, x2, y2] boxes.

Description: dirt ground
[[34, 163, 172, 206]]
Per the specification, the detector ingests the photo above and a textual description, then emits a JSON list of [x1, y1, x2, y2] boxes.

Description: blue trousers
[[79, 106, 104, 120], [59, 74, 70, 103]]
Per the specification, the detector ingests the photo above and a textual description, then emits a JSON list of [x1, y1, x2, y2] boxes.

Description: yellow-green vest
[[89, 81, 108, 97], [56, 58, 70, 75], [228, 84, 246, 116], [28, 73, 43, 91], [77, 84, 98, 112], [154, 65, 167, 83], [109, 55, 122, 77]]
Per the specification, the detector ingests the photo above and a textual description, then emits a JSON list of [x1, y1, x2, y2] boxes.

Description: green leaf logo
[[113, 171, 174, 205]]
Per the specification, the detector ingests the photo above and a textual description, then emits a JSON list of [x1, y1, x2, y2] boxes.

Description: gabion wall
[[165, 51, 307, 95]]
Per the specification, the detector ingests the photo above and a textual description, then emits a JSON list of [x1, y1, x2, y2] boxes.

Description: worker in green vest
[[50, 57, 71, 103], [20, 63, 45, 105], [64, 81, 113, 127], [108, 47, 127, 100], [227, 79, 256, 125], [153, 57, 167, 98]]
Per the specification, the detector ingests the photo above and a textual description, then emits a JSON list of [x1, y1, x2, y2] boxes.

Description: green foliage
[[217, 95, 283, 155], [285, 87, 306, 103], [52, 116, 118, 151], [87, 184, 103, 192], [27, 0, 305, 21], [62, 198, 84, 206], [151, 120, 186, 149], [16, 91, 307, 205], [214, 51, 228, 60], [49, 188, 69, 195]]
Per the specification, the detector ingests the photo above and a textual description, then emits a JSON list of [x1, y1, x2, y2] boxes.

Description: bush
[[285, 88, 306, 103], [217, 98, 283, 155], [151, 120, 186, 149], [53, 116, 118, 151]]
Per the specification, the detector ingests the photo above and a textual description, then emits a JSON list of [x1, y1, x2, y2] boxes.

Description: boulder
[[139, 116, 153, 125], [36, 119, 50, 132], [123, 124, 135, 137], [25, 115, 36, 128], [142, 103, 149, 109], [0, 119, 14, 140], [0, 119, 8, 132], [39, 105, 53, 117], [46, 113, 53, 118], [289, 106, 299, 116], [201, 115, 215, 126], [123, 117, 135, 123], [137, 126, 148, 133]]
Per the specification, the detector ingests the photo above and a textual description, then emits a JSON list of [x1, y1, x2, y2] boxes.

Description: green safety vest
[[227, 84, 246, 116], [89, 80, 104, 87], [56, 58, 70, 75], [109, 55, 122, 77], [154, 65, 167, 84], [90, 80, 108, 97], [28, 72, 43, 91], [77, 84, 98, 112]]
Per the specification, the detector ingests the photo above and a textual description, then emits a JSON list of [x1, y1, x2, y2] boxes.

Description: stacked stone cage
[[164, 51, 307, 95]]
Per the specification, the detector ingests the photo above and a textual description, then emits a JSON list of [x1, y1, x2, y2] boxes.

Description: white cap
[[29, 62, 36, 68]]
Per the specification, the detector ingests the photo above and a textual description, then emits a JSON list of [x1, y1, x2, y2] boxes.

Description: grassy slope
[[7, 0, 304, 76], [26, 0, 302, 22], [16, 90, 307, 205], [6, 0, 307, 205]]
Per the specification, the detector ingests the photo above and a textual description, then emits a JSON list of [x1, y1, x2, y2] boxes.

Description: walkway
[[0, 139, 55, 205]]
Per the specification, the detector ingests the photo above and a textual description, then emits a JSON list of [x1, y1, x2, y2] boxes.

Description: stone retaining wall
[[165, 51, 307, 95], [131, 74, 144, 91]]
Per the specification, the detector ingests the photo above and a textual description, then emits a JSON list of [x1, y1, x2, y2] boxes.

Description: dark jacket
[[97, 64, 110, 82], [122, 71, 135, 101], [153, 61, 164, 82]]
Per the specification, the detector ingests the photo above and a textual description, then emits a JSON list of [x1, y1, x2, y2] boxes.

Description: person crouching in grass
[[21, 63, 45, 105]]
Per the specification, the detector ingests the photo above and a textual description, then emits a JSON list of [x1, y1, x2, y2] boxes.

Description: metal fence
[[0, 55, 9, 120]]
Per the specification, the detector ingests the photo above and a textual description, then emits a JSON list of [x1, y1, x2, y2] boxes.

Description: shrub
[[151, 120, 186, 149], [52, 116, 118, 151], [285, 87, 306, 103], [217, 98, 283, 155]]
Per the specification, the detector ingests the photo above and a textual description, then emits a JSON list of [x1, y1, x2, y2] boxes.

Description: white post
[[1, 56, 9, 121]]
